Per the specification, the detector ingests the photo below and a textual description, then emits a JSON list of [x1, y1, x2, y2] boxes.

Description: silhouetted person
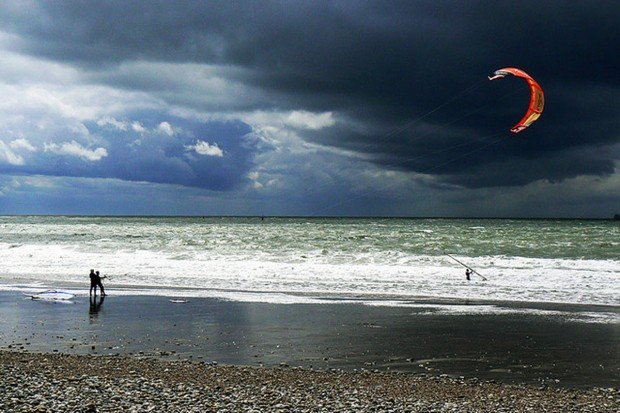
[[465, 268, 472, 281], [89, 269, 98, 296], [95, 270, 106, 296]]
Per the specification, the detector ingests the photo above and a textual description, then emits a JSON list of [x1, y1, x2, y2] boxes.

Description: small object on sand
[[169, 299, 189, 303]]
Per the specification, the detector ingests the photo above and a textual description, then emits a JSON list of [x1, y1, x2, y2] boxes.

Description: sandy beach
[[1, 290, 619, 411]]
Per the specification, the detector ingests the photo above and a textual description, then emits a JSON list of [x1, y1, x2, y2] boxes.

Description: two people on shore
[[89, 269, 107, 296]]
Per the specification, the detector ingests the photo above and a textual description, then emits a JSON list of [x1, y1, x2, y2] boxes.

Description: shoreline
[[3, 281, 620, 313], [1, 350, 618, 412]]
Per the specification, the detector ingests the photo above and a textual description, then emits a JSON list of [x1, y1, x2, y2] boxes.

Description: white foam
[[1, 242, 618, 308]]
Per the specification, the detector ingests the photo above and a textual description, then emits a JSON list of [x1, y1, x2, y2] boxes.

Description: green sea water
[[0, 216, 618, 308]]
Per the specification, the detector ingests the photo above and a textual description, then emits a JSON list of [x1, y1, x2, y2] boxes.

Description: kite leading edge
[[488, 67, 544, 133]]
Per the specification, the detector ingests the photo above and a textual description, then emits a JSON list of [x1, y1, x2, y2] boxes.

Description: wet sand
[[1, 291, 618, 389]]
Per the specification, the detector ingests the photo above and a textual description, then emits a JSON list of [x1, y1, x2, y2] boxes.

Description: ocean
[[1, 216, 618, 321]]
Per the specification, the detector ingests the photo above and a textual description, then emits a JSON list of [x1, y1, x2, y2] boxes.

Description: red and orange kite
[[489, 67, 544, 133]]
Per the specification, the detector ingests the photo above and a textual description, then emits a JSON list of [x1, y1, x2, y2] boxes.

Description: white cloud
[[131, 121, 146, 133], [97, 117, 147, 134], [189, 140, 224, 157], [0, 140, 25, 165], [97, 116, 129, 131], [230, 110, 336, 132], [247, 171, 264, 189], [157, 121, 175, 136], [9, 138, 36, 152], [285, 111, 335, 130], [44, 140, 108, 161]]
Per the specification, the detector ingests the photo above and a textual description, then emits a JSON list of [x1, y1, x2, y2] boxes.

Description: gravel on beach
[[1, 351, 618, 412]]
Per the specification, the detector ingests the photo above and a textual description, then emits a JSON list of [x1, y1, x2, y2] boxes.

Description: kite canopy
[[488, 67, 544, 133]]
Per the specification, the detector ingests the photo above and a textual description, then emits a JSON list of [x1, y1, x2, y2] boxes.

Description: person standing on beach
[[95, 270, 106, 296], [89, 269, 98, 296], [465, 269, 472, 281]]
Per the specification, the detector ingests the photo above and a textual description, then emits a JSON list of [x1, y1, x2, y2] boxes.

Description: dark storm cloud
[[0, 115, 255, 191], [1, 0, 618, 188], [97, 118, 254, 190]]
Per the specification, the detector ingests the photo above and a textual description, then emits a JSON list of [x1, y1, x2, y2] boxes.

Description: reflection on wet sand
[[89, 295, 105, 321]]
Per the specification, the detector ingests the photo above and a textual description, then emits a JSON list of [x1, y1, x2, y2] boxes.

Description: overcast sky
[[0, 1, 618, 217]]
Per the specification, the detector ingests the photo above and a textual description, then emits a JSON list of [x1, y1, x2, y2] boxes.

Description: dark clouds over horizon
[[0, 1, 618, 216]]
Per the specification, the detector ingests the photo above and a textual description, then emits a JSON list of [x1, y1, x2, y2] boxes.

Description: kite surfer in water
[[446, 255, 487, 281]]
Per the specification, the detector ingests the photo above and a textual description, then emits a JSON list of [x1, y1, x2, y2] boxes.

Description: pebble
[[0, 350, 618, 412]]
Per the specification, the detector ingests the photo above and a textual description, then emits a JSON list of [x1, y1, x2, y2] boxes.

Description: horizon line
[[0, 214, 617, 221]]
